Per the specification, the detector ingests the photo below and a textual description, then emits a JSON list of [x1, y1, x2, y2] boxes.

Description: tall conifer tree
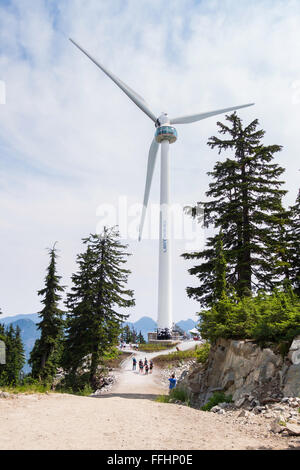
[[29, 243, 65, 382], [63, 228, 135, 389], [182, 113, 287, 306]]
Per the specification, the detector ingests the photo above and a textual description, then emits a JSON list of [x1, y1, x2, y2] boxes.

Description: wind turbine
[[70, 38, 254, 340]]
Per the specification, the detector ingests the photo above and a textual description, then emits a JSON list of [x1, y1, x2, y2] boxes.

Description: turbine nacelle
[[155, 125, 177, 144]]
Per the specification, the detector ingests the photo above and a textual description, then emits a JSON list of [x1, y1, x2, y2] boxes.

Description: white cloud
[[0, 0, 299, 322]]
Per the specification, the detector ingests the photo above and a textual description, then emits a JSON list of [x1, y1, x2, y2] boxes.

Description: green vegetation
[[1, 379, 51, 394], [138, 342, 178, 352], [61, 228, 135, 392], [102, 349, 131, 369], [182, 113, 299, 306], [153, 349, 197, 365], [1, 227, 135, 395], [195, 342, 210, 363], [29, 243, 65, 384], [182, 114, 300, 349], [153, 343, 210, 366], [201, 391, 233, 411], [0, 319, 25, 387], [156, 387, 190, 406], [200, 290, 300, 346]]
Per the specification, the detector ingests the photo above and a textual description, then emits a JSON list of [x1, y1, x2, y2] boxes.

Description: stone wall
[[178, 336, 300, 408]]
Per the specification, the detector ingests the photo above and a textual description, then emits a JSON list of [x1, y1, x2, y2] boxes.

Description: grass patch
[[153, 343, 210, 366], [138, 342, 179, 352], [154, 349, 197, 365], [0, 382, 51, 394], [156, 394, 171, 403], [156, 387, 190, 406], [201, 391, 233, 411], [57, 383, 94, 396], [103, 350, 131, 368]]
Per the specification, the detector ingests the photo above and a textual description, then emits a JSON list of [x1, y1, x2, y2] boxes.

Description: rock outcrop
[[178, 336, 300, 408]]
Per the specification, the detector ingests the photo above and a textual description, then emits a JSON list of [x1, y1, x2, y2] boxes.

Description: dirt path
[[0, 342, 295, 450]]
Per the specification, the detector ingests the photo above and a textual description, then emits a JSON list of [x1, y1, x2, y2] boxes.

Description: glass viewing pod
[[155, 126, 178, 144]]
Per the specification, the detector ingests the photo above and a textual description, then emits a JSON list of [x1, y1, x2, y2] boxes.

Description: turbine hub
[[155, 125, 177, 144], [155, 112, 170, 127]]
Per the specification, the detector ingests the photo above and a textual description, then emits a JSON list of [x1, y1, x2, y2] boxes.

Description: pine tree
[[287, 190, 300, 294], [0, 324, 25, 385], [29, 243, 65, 382], [63, 228, 135, 389], [122, 324, 133, 343], [182, 113, 287, 306], [137, 331, 146, 344]]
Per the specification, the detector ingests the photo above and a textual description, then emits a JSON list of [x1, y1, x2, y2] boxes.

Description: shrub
[[153, 349, 197, 365], [199, 290, 300, 347], [195, 342, 210, 363], [156, 387, 190, 405], [201, 391, 233, 411]]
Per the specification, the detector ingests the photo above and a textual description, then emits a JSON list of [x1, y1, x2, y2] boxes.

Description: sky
[[0, 0, 299, 323]]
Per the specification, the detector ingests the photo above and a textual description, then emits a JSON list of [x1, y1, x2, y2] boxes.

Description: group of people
[[132, 356, 177, 391], [132, 357, 153, 375]]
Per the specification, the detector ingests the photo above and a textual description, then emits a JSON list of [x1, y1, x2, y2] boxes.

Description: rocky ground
[[157, 360, 300, 449]]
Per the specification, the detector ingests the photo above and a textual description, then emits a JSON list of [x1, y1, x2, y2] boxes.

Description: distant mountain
[[126, 316, 157, 341], [1, 313, 40, 325], [176, 319, 197, 333]]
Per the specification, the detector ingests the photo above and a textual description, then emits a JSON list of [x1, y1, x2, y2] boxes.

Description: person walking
[[139, 359, 144, 374], [132, 357, 137, 371], [145, 363, 149, 375], [149, 360, 153, 374], [168, 373, 177, 393]]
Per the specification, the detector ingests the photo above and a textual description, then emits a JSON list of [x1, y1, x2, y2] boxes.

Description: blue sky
[[0, 0, 299, 322]]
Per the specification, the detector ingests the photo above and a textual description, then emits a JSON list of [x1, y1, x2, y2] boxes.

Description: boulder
[[283, 364, 300, 397], [285, 423, 300, 436]]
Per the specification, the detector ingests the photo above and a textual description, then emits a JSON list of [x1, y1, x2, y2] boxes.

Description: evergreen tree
[[63, 228, 135, 389], [287, 190, 300, 294], [0, 324, 25, 385], [137, 331, 146, 344], [29, 243, 65, 382], [130, 326, 138, 343], [122, 324, 133, 343], [182, 113, 287, 306]]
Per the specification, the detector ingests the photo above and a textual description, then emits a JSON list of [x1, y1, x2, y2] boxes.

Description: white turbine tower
[[70, 38, 254, 340]]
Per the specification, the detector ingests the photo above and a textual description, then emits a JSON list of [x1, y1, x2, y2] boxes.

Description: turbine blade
[[170, 103, 254, 125], [69, 38, 157, 122], [139, 138, 159, 241]]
